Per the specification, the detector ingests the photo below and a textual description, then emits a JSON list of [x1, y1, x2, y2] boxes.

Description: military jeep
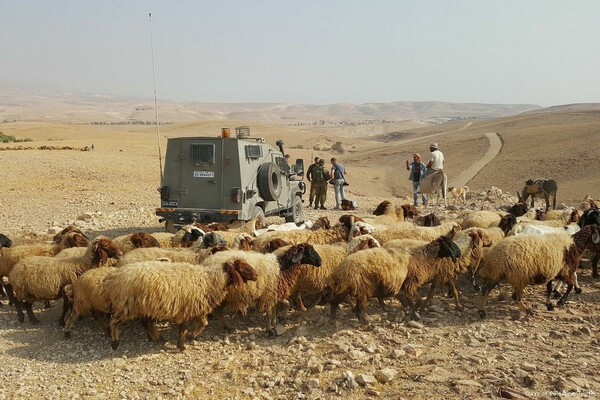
[[155, 127, 305, 231]]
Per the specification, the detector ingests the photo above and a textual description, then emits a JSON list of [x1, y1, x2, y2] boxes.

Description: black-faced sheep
[[9, 237, 122, 325], [416, 213, 441, 227], [103, 259, 258, 351], [209, 244, 322, 334], [476, 225, 600, 318]]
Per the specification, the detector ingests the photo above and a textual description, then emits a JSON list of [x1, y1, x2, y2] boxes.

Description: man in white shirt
[[426, 142, 444, 171]]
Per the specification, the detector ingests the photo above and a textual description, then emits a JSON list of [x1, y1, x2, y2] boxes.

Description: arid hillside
[[1, 108, 599, 234]]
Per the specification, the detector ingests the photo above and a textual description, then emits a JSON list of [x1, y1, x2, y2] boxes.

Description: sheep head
[[421, 213, 441, 227], [435, 236, 462, 263], [207, 222, 229, 231], [203, 232, 228, 248], [373, 200, 392, 216], [281, 244, 322, 268], [91, 238, 122, 267], [224, 259, 258, 288], [401, 204, 419, 220], [53, 226, 85, 244], [534, 209, 546, 220], [210, 245, 229, 254], [180, 226, 205, 247], [498, 214, 517, 237], [263, 238, 291, 253], [130, 232, 160, 249], [233, 234, 254, 251], [0, 233, 12, 249], [508, 202, 528, 217], [312, 216, 331, 230], [353, 236, 381, 252]]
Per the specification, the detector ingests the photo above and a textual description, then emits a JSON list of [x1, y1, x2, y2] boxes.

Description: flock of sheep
[[0, 197, 599, 351]]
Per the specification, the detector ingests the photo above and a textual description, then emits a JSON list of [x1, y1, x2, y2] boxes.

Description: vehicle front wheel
[[285, 195, 303, 224], [251, 206, 266, 229]]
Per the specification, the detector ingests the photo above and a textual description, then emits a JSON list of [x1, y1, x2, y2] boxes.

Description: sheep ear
[[234, 260, 258, 283], [593, 231, 600, 244], [290, 246, 305, 263]]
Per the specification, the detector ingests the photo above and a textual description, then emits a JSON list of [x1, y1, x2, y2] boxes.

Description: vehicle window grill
[[245, 145, 263, 159], [190, 144, 215, 164]]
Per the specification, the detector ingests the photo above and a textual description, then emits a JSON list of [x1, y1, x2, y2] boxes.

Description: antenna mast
[[149, 12, 163, 182]]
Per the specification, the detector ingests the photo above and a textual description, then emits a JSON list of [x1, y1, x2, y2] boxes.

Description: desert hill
[[0, 85, 540, 124]]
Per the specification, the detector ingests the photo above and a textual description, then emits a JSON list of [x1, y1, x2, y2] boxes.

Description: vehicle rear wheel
[[251, 206, 266, 229], [257, 162, 282, 201], [285, 195, 303, 224]]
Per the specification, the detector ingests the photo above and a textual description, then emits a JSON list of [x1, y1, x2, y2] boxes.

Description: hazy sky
[[1, 1, 599, 106]]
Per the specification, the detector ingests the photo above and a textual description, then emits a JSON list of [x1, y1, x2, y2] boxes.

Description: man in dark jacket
[[306, 157, 320, 207]]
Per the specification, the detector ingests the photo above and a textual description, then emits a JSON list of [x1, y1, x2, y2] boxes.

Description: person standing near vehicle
[[406, 153, 427, 207], [330, 158, 347, 210], [312, 159, 329, 210], [306, 157, 320, 208]]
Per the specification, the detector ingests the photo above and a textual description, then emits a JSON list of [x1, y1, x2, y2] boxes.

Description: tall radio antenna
[[149, 12, 163, 182]]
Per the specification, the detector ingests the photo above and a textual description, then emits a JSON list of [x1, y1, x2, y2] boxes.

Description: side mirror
[[293, 159, 304, 176]]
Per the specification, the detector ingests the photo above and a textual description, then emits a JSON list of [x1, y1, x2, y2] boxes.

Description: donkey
[[418, 170, 447, 207], [517, 179, 557, 211]]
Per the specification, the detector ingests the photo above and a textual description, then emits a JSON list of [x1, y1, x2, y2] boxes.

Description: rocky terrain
[[0, 186, 599, 400]]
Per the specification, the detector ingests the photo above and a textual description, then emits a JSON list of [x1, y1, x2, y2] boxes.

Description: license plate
[[162, 200, 178, 207], [194, 171, 215, 178]]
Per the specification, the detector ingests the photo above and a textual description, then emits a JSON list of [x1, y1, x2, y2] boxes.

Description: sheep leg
[[58, 294, 71, 326], [592, 252, 599, 279], [418, 281, 440, 312], [24, 301, 39, 324], [189, 316, 208, 339], [377, 297, 386, 309], [447, 280, 463, 311], [44, 300, 51, 309], [514, 289, 533, 316], [141, 318, 161, 342], [557, 283, 574, 307], [545, 281, 556, 311], [292, 293, 307, 312], [552, 280, 563, 299], [176, 323, 188, 351], [109, 319, 121, 350], [5, 283, 15, 306], [477, 280, 498, 319], [329, 289, 350, 321], [211, 305, 233, 332], [14, 300, 25, 323], [63, 304, 81, 339], [92, 311, 111, 336], [0, 282, 6, 299], [573, 272, 582, 294], [277, 300, 291, 324], [266, 307, 278, 336], [353, 296, 368, 325]]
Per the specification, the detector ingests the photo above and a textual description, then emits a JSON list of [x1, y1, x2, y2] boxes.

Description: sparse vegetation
[[331, 141, 345, 154], [0, 132, 32, 143]]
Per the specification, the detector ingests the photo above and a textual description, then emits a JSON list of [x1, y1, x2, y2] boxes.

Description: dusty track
[[451, 132, 502, 187]]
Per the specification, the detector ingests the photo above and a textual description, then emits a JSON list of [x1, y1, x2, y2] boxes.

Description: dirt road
[[451, 132, 502, 187]]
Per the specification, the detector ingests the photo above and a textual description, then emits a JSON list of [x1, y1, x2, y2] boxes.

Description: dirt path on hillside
[[451, 132, 502, 187]]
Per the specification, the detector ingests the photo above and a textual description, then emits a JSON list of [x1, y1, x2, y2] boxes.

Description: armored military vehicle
[[156, 126, 305, 231]]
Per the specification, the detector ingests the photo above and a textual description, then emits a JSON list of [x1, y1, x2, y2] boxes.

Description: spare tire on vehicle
[[257, 162, 282, 201]]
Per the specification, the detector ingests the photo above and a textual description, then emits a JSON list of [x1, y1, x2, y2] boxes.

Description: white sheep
[[102, 259, 258, 351], [9, 237, 122, 325], [475, 225, 600, 318]]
